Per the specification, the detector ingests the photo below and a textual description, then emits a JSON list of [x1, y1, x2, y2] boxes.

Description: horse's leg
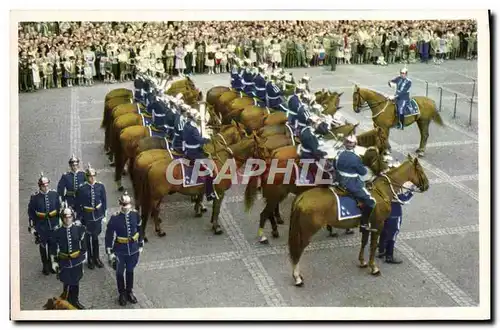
[[384, 127, 392, 154], [114, 150, 125, 191], [257, 201, 270, 244], [152, 198, 166, 237], [368, 231, 381, 275], [210, 192, 224, 235], [326, 225, 339, 237], [140, 193, 151, 243], [358, 229, 370, 268], [123, 158, 129, 176], [274, 204, 285, 225], [193, 194, 204, 218], [415, 118, 430, 157]]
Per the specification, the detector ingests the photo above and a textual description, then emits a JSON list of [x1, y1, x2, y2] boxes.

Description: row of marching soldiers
[[27, 157, 144, 308]]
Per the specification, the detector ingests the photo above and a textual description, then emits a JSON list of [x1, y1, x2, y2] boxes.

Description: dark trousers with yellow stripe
[[116, 253, 139, 295]]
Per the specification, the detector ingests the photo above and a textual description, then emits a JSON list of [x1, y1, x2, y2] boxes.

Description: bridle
[[353, 88, 390, 117]]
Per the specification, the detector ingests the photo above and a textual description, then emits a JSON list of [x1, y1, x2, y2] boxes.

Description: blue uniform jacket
[[390, 76, 412, 102], [51, 224, 87, 269], [28, 190, 61, 236], [299, 126, 327, 160], [172, 113, 186, 152], [265, 81, 285, 109], [295, 104, 311, 129], [57, 171, 86, 207], [75, 182, 107, 223], [288, 94, 302, 116], [150, 99, 169, 129], [253, 73, 267, 100], [242, 70, 255, 96], [105, 210, 144, 256], [231, 68, 244, 90], [335, 149, 368, 192], [134, 78, 144, 102], [182, 121, 210, 160]]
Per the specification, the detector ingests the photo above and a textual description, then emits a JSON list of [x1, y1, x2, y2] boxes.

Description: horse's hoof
[[416, 150, 425, 158], [201, 206, 208, 213], [272, 230, 280, 238], [345, 229, 355, 235], [277, 219, 285, 225], [294, 275, 304, 287], [109, 162, 116, 167], [195, 212, 203, 218], [213, 227, 223, 235], [328, 232, 339, 238], [259, 237, 269, 244], [117, 186, 124, 192], [371, 268, 381, 276], [359, 262, 368, 268], [156, 231, 166, 237], [143, 237, 148, 243]]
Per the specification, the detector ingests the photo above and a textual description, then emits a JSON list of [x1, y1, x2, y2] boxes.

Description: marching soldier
[[76, 164, 107, 270], [57, 155, 86, 210], [105, 191, 144, 306], [50, 203, 87, 309], [28, 173, 61, 275], [335, 135, 377, 232], [378, 185, 414, 264]]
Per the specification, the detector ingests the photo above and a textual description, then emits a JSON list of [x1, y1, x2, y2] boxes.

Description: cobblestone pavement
[[18, 60, 480, 310]]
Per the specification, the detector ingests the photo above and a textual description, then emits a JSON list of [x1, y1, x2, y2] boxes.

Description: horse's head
[[374, 126, 389, 154], [406, 154, 430, 192], [322, 91, 343, 116], [362, 147, 389, 175], [352, 84, 363, 113]]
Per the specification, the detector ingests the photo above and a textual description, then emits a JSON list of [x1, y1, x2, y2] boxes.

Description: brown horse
[[130, 122, 247, 210], [288, 154, 429, 286], [43, 297, 77, 310], [352, 85, 444, 157], [244, 130, 389, 244], [105, 88, 133, 102], [139, 136, 256, 240], [109, 112, 150, 166]]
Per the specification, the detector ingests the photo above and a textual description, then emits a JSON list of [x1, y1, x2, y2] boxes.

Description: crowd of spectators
[[18, 20, 477, 93]]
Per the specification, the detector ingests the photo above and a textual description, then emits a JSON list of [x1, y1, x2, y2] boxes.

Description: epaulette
[[49, 189, 58, 193], [31, 190, 40, 196]]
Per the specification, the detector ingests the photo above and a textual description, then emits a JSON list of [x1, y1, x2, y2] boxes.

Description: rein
[[354, 89, 391, 118]]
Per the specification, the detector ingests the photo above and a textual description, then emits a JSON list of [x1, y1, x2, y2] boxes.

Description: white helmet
[[344, 134, 357, 146], [258, 63, 268, 71], [400, 67, 408, 74], [301, 74, 310, 82], [312, 103, 324, 114], [244, 58, 252, 66], [296, 83, 306, 93]]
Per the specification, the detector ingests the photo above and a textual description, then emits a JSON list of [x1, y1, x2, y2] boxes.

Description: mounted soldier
[[299, 74, 311, 93], [265, 71, 287, 112], [241, 59, 256, 97], [182, 109, 217, 201], [287, 83, 307, 130], [57, 155, 86, 210], [252, 63, 268, 101], [50, 203, 87, 309], [291, 94, 312, 137], [230, 58, 244, 92], [297, 114, 328, 179], [388, 67, 412, 130], [335, 135, 377, 232], [172, 99, 189, 155], [28, 173, 61, 275], [105, 191, 144, 306], [75, 164, 107, 270]]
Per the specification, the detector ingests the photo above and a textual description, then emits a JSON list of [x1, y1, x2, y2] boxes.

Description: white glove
[[388, 95, 395, 101], [139, 247, 143, 253], [74, 220, 82, 226], [51, 262, 59, 273]]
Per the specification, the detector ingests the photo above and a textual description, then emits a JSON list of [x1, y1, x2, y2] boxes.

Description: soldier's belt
[[338, 171, 359, 178], [184, 143, 200, 149], [65, 191, 75, 197], [83, 203, 102, 212], [36, 210, 58, 219], [58, 250, 81, 260], [266, 95, 281, 100], [115, 232, 140, 244]]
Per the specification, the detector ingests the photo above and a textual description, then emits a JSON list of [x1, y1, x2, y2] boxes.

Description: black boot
[[71, 285, 86, 309], [126, 272, 138, 304], [86, 235, 95, 269], [92, 239, 104, 268], [360, 206, 377, 232], [384, 240, 403, 264], [117, 273, 127, 306], [60, 284, 69, 299], [398, 113, 405, 130], [39, 245, 50, 275]]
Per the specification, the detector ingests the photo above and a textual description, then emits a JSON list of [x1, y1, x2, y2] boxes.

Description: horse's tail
[[244, 174, 260, 212], [431, 101, 445, 126], [288, 194, 307, 266]]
